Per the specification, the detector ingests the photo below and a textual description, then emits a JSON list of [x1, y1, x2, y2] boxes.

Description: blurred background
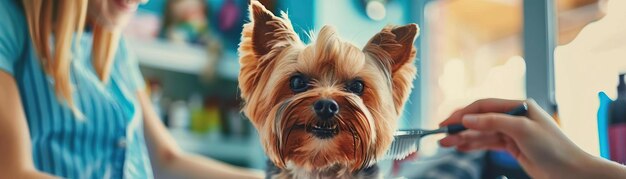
[[123, 0, 626, 178]]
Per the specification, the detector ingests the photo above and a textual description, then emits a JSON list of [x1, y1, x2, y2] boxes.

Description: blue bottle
[[598, 91, 611, 159]]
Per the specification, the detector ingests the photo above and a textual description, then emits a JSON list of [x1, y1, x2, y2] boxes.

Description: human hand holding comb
[[384, 100, 527, 161], [438, 98, 626, 179]]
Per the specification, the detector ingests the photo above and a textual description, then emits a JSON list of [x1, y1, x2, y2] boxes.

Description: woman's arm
[[138, 91, 263, 179], [0, 71, 56, 178], [586, 155, 626, 179]]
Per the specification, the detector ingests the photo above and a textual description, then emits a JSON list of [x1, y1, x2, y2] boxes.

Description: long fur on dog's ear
[[238, 1, 301, 100], [363, 24, 419, 114]]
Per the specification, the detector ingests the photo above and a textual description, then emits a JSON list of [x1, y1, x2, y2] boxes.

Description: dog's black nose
[[313, 99, 338, 120]]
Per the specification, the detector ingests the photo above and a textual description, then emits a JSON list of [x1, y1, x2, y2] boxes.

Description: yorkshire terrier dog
[[238, 1, 418, 178]]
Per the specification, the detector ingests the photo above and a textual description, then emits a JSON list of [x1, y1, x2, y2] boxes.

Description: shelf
[[127, 38, 241, 80], [128, 38, 209, 75]]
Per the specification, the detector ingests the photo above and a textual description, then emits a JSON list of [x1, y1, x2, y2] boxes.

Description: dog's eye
[[289, 75, 309, 93], [346, 80, 364, 95]]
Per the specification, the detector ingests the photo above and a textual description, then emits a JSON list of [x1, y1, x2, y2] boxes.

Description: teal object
[[598, 92, 611, 159]]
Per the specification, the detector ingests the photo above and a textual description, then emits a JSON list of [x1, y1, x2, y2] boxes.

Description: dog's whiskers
[[336, 115, 358, 160], [280, 122, 298, 166], [275, 95, 319, 167], [338, 107, 371, 171], [346, 106, 375, 171]]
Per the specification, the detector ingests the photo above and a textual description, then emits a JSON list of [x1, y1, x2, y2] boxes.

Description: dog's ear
[[238, 1, 300, 100], [363, 24, 419, 114], [364, 24, 419, 72]]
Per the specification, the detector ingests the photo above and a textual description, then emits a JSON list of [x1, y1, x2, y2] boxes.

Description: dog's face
[[238, 2, 418, 173]]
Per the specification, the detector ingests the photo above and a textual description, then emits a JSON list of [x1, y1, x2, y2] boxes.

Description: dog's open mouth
[[308, 121, 339, 139]]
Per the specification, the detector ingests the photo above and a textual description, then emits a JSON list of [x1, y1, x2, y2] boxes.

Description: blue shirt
[[0, 0, 153, 178]]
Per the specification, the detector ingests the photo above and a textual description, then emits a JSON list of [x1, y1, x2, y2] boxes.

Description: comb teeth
[[384, 135, 420, 160]]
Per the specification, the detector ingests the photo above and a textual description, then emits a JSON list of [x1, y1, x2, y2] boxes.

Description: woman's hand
[[438, 98, 626, 179]]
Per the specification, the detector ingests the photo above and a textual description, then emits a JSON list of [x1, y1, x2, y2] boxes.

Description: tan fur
[[239, 1, 418, 178]]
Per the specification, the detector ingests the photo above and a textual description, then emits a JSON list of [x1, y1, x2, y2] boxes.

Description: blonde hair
[[21, 0, 120, 115]]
